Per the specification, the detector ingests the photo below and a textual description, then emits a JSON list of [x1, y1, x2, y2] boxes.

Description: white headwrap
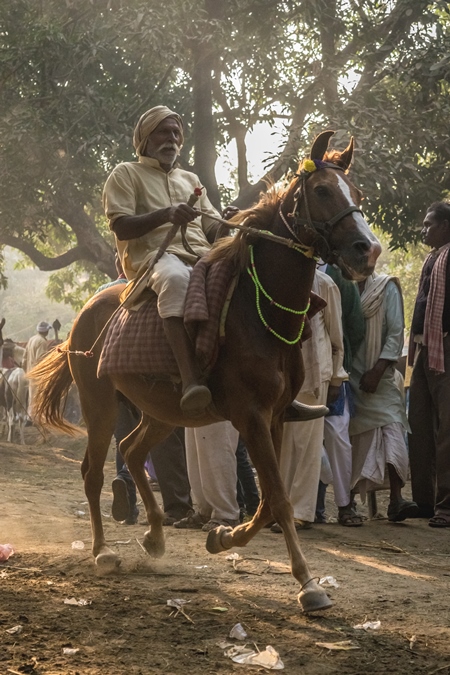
[[360, 273, 402, 369], [132, 105, 184, 157]]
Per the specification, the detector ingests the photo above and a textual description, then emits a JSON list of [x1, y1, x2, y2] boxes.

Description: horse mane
[[207, 181, 288, 270], [207, 148, 346, 269]]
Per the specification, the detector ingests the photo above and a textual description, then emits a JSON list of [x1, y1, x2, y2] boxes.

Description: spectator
[[408, 201, 450, 527], [350, 273, 418, 522], [23, 321, 52, 417], [317, 263, 365, 526], [174, 421, 241, 531]]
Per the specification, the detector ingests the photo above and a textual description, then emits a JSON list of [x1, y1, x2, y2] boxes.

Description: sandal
[[428, 514, 450, 528], [338, 507, 363, 527], [387, 498, 419, 522], [173, 511, 209, 529]]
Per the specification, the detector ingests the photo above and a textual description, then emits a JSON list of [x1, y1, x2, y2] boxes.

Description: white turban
[[37, 321, 52, 333], [132, 105, 184, 157]]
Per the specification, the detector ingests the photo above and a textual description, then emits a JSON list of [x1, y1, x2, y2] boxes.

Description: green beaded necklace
[[246, 245, 311, 345]]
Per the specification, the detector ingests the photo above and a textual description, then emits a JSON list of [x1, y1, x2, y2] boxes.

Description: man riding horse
[[103, 105, 324, 421]]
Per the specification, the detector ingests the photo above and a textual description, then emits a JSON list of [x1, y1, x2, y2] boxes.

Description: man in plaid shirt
[[408, 201, 450, 528]]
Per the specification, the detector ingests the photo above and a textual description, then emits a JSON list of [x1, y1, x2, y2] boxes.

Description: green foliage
[[373, 227, 427, 329], [46, 262, 109, 311]]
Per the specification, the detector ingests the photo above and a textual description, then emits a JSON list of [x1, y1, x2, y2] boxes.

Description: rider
[[103, 104, 326, 421], [103, 105, 221, 415]]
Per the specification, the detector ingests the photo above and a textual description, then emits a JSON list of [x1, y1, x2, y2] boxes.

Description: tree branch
[[0, 234, 89, 271], [348, 0, 430, 100], [212, 73, 250, 190], [232, 84, 317, 208]]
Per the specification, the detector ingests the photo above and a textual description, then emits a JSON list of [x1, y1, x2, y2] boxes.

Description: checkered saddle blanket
[[97, 256, 236, 380]]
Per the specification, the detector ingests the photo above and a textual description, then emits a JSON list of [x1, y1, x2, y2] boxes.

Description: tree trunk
[[191, 1, 222, 211]]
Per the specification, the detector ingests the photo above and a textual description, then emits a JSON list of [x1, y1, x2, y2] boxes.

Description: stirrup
[[284, 400, 328, 422]]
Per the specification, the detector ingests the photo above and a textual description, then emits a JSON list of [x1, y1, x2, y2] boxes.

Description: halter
[[279, 161, 363, 259]]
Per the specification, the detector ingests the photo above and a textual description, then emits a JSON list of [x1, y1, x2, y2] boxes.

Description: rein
[[197, 210, 316, 257]]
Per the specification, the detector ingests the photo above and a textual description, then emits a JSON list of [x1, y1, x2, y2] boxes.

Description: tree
[[1, 0, 450, 306]]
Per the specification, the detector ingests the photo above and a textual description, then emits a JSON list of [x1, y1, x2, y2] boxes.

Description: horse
[[30, 131, 381, 614]]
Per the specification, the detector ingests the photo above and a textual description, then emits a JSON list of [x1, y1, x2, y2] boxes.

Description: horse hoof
[[142, 532, 165, 558], [205, 525, 233, 554], [298, 588, 333, 613], [95, 551, 121, 574]]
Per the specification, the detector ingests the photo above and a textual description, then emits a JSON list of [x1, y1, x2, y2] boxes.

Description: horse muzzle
[[333, 237, 382, 281]]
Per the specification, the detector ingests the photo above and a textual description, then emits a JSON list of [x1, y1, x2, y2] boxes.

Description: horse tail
[[28, 341, 80, 435]]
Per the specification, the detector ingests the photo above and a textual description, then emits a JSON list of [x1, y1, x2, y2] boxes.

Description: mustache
[[156, 142, 181, 154]]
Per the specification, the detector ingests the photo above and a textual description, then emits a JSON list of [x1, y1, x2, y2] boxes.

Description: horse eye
[[314, 185, 329, 197]]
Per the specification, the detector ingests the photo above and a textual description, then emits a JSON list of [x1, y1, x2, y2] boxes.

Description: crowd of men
[[17, 104, 450, 533]]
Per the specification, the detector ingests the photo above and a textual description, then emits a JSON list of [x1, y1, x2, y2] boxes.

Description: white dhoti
[[150, 252, 192, 318], [351, 422, 409, 502], [279, 384, 328, 523], [185, 422, 240, 522], [323, 394, 353, 507]]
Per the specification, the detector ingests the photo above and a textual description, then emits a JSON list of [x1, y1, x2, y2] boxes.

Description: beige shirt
[[300, 270, 348, 396], [103, 157, 220, 280], [23, 334, 49, 373]]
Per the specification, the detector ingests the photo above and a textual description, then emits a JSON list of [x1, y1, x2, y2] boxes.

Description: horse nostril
[[352, 239, 371, 255]]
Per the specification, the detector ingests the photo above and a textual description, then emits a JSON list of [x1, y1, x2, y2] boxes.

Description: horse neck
[[247, 211, 316, 340]]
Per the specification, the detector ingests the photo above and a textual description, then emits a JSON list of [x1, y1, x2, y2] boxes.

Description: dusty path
[[1, 431, 450, 674]]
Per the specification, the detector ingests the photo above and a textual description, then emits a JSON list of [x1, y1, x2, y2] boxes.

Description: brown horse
[[30, 131, 380, 614]]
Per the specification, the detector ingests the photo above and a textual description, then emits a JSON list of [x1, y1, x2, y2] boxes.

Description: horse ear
[[310, 130, 335, 160], [339, 136, 354, 171]]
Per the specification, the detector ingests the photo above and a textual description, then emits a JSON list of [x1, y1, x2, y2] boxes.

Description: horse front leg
[[123, 415, 172, 559], [208, 414, 331, 613]]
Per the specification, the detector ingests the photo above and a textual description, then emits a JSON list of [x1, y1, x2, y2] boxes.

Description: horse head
[[281, 131, 381, 280]]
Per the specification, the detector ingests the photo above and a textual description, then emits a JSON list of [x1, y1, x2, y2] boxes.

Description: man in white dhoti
[[271, 269, 348, 531], [349, 273, 418, 521]]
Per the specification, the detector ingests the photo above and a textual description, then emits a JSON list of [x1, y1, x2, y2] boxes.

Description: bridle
[[279, 161, 363, 260]]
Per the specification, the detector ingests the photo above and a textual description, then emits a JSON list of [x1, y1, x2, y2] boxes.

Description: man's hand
[[222, 205, 239, 221], [359, 360, 390, 393], [327, 385, 341, 406], [167, 203, 199, 227]]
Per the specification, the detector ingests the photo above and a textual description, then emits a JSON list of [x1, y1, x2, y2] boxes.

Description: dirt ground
[[1, 430, 450, 675]]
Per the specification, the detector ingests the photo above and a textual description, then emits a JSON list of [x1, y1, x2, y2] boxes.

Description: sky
[[215, 119, 286, 186]]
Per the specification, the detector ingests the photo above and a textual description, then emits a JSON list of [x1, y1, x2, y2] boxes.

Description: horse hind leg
[[80, 382, 120, 573], [122, 415, 173, 559]]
